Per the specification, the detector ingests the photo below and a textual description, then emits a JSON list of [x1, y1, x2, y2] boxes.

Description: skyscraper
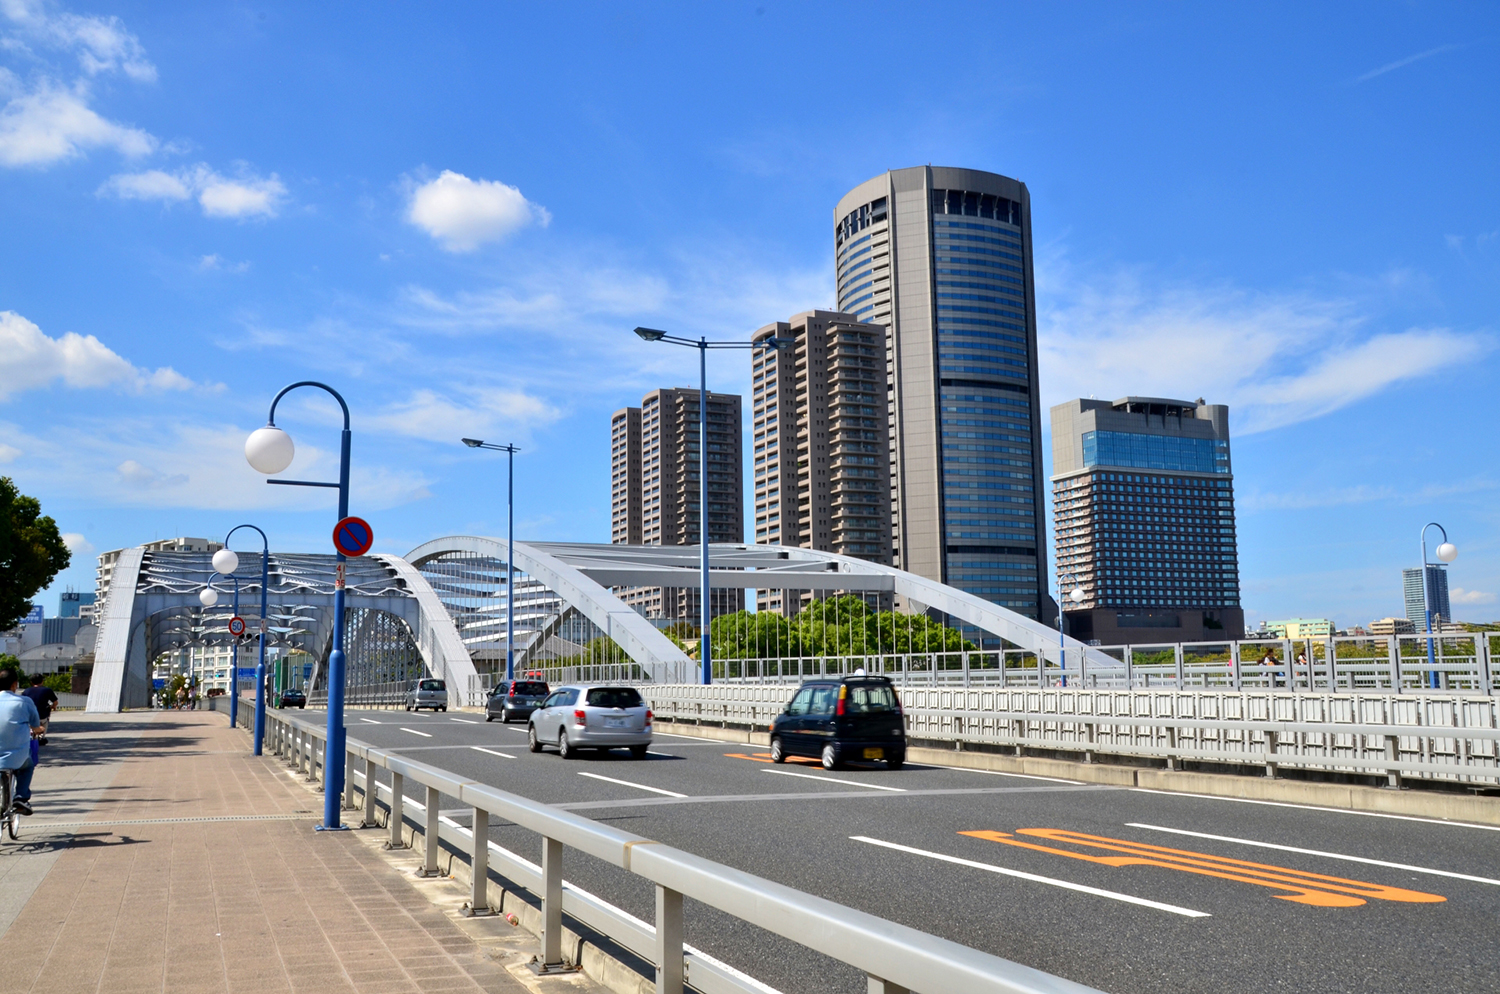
[[1050, 397, 1242, 644], [1403, 565, 1451, 629], [834, 167, 1047, 624], [750, 310, 891, 614], [609, 387, 744, 622]]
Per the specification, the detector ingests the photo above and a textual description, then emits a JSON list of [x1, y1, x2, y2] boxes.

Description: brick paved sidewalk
[[0, 711, 546, 994]]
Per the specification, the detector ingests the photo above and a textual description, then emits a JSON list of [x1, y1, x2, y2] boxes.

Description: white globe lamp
[[1069, 586, 1086, 604], [199, 587, 219, 608], [1436, 542, 1457, 564], [245, 426, 295, 475], [212, 549, 240, 575]]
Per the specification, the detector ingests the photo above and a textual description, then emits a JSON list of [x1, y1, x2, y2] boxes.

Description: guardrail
[[239, 699, 1105, 994], [642, 684, 1500, 787]]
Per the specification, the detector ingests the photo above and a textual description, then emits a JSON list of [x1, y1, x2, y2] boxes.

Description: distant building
[[1369, 616, 1416, 636], [1050, 396, 1241, 645], [1261, 618, 1335, 639], [750, 309, 892, 614], [1402, 565, 1451, 629], [22, 604, 43, 624], [57, 590, 95, 618]]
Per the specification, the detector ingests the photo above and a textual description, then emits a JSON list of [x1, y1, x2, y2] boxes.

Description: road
[[300, 707, 1500, 994]]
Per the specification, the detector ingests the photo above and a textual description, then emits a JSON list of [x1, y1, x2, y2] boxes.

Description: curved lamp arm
[[266, 381, 351, 430]]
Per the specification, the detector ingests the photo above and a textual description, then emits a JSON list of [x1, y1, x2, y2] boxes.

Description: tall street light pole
[[199, 570, 238, 714], [245, 381, 354, 831], [634, 328, 789, 684], [1055, 572, 1085, 688], [1419, 522, 1458, 690], [462, 439, 520, 684], [217, 526, 271, 753]]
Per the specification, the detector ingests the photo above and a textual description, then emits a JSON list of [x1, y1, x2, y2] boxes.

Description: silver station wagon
[[404, 678, 448, 712], [527, 685, 652, 759]]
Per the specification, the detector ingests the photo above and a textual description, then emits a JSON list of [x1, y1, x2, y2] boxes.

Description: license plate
[[863, 747, 884, 760], [605, 717, 628, 728]]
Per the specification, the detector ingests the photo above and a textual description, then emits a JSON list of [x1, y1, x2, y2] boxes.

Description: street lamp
[[1420, 523, 1458, 690], [219, 527, 271, 753], [202, 568, 241, 721], [246, 380, 353, 831], [462, 439, 520, 684], [1055, 572, 1086, 688], [633, 327, 790, 684]]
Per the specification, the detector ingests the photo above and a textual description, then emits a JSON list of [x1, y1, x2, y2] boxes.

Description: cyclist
[[23, 673, 58, 746], [0, 667, 41, 816]]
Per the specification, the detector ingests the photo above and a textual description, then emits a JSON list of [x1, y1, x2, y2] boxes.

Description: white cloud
[[1, 0, 156, 81], [1452, 588, 1496, 606], [406, 170, 550, 252], [0, 441, 19, 462], [0, 80, 153, 166], [59, 531, 93, 554], [1037, 262, 1492, 434], [99, 163, 287, 218], [366, 387, 561, 444], [0, 309, 195, 399], [1354, 44, 1461, 84], [197, 253, 249, 273]]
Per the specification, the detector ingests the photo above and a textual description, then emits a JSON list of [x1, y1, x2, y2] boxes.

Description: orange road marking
[[723, 752, 821, 766], [960, 829, 1445, 908]]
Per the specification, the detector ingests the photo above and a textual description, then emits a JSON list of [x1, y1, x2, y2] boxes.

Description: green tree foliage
[[710, 610, 802, 658], [0, 477, 71, 630], [710, 595, 973, 658]]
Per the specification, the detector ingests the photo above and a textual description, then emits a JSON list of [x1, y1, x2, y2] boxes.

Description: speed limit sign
[[227, 616, 246, 637]]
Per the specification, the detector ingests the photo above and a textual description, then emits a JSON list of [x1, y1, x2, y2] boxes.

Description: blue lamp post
[[1055, 572, 1085, 688], [633, 328, 789, 684], [1419, 522, 1458, 690], [462, 439, 519, 684], [245, 381, 353, 831], [217, 526, 271, 753], [199, 569, 239, 713]]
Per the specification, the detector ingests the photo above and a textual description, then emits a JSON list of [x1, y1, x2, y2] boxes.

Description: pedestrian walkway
[[0, 711, 560, 994]]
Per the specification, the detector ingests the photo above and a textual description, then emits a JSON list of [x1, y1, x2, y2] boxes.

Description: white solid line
[[850, 836, 1211, 918], [763, 769, 906, 792], [359, 718, 381, 724], [926, 765, 1083, 785], [654, 731, 729, 743], [1126, 822, 1500, 886], [471, 746, 516, 759], [399, 727, 433, 738], [577, 771, 687, 798], [450, 718, 480, 724], [1128, 787, 1500, 832]]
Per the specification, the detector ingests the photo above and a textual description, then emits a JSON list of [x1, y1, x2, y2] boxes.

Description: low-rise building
[[1260, 618, 1335, 639], [1368, 616, 1416, 636]]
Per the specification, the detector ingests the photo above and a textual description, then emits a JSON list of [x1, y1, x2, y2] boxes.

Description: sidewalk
[[0, 711, 561, 994]]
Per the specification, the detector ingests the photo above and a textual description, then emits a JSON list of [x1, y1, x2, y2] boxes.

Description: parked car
[[486, 679, 549, 723], [405, 678, 448, 712], [277, 687, 307, 709], [527, 685, 651, 759], [769, 676, 905, 769]]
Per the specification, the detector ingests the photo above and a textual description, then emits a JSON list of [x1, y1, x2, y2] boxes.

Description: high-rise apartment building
[[750, 310, 891, 614], [610, 387, 743, 622], [834, 167, 1047, 623], [1402, 565, 1451, 629], [1050, 397, 1242, 644]]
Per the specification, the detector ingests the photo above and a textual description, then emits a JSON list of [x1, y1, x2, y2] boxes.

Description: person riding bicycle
[[0, 667, 41, 816], [23, 673, 58, 746]]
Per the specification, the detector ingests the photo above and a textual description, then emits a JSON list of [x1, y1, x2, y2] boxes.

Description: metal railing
[[240, 699, 1104, 994], [642, 684, 1500, 787]]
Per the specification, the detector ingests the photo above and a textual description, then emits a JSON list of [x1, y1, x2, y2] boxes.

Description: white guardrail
[[642, 685, 1500, 787], [240, 701, 1105, 994]]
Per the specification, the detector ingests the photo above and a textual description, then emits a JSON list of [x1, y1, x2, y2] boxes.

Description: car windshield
[[511, 682, 547, 696], [419, 679, 445, 691], [844, 682, 897, 713], [586, 688, 642, 709]]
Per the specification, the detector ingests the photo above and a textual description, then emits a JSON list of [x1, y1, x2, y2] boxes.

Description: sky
[[2, 1, 1497, 631]]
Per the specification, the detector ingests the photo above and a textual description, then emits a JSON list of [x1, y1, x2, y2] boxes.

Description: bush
[[41, 673, 70, 694]]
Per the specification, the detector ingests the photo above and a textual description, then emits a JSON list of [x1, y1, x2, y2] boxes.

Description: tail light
[[573, 709, 587, 726], [835, 684, 847, 716], [645, 708, 653, 727]]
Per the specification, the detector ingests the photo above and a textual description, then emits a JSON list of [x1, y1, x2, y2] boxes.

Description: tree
[[710, 610, 802, 658], [0, 477, 71, 630]]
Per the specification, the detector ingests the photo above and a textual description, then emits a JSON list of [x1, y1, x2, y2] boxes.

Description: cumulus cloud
[[0, 80, 153, 166], [60, 531, 93, 554], [1037, 263, 1492, 434], [1, 0, 157, 80], [406, 170, 550, 251], [99, 163, 287, 218], [1451, 587, 1496, 606], [0, 310, 195, 399]]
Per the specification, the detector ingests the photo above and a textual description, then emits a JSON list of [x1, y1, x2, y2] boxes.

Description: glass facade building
[[834, 167, 1047, 624], [1403, 565, 1451, 629]]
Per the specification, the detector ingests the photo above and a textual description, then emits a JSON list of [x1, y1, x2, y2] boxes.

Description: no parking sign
[[333, 516, 374, 557]]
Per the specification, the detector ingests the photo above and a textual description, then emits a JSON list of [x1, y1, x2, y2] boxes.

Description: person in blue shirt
[[0, 667, 41, 816]]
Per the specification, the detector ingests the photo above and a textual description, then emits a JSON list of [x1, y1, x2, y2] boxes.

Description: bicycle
[[0, 769, 19, 841]]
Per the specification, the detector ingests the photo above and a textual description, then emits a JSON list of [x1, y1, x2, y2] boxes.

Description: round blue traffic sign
[[333, 516, 374, 557]]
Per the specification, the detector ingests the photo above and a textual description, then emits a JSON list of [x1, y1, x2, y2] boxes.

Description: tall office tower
[[610, 388, 744, 622], [610, 407, 643, 545], [1050, 397, 1242, 645], [750, 310, 892, 614], [835, 167, 1047, 624], [1403, 566, 1451, 629]]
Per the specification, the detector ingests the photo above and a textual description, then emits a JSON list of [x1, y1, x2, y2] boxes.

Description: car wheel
[[821, 743, 841, 770], [558, 730, 576, 760], [886, 753, 905, 771], [769, 737, 787, 764], [527, 724, 542, 753], [485, 713, 493, 722], [630, 744, 648, 760], [440, 706, 447, 712]]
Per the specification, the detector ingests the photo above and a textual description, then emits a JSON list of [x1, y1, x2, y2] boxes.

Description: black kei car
[[769, 675, 906, 770], [485, 679, 550, 723]]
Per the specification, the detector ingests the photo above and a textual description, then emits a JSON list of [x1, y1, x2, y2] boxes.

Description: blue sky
[[2, 1, 1497, 630]]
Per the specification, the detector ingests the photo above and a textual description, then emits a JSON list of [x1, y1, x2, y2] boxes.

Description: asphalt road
[[300, 707, 1500, 994]]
